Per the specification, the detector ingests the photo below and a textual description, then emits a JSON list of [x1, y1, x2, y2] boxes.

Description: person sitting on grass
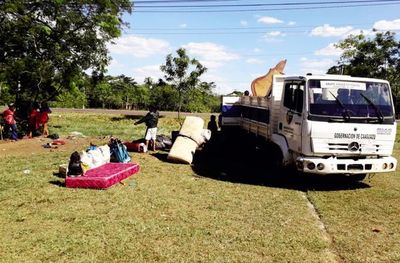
[[2, 103, 18, 141], [134, 106, 159, 151]]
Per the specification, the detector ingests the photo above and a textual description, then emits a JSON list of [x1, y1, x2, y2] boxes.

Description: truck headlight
[[317, 163, 325, 170], [382, 163, 388, 169], [389, 163, 394, 169]]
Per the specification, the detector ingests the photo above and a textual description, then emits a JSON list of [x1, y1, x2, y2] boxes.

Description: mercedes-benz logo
[[348, 142, 359, 152]]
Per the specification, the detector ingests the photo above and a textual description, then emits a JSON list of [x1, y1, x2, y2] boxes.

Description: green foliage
[[50, 73, 219, 112], [184, 82, 220, 113], [132, 84, 151, 110], [0, 82, 14, 106], [327, 31, 400, 112], [0, 0, 132, 104], [84, 74, 147, 109], [52, 84, 87, 108]]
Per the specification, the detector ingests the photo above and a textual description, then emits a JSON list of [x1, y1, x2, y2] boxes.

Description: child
[[39, 102, 52, 137], [2, 103, 18, 141], [134, 106, 159, 151], [67, 151, 83, 177]]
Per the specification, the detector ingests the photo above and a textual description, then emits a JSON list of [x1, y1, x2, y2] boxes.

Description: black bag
[[48, 133, 59, 140], [156, 134, 172, 150]]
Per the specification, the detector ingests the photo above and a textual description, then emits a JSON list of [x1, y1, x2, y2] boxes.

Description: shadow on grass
[[110, 115, 141, 121], [110, 115, 165, 122], [49, 180, 65, 187], [151, 151, 170, 162], [53, 172, 65, 179], [191, 132, 370, 192]]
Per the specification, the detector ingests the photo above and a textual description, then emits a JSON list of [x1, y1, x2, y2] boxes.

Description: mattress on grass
[[65, 162, 140, 189]]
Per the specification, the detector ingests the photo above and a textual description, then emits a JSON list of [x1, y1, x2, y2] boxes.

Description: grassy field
[[0, 111, 399, 262]]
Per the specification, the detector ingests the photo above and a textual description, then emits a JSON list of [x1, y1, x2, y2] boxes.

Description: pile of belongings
[[67, 144, 111, 177], [62, 139, 138, 190], [124, 134, 173, 153], [63, 138, 131, 178]]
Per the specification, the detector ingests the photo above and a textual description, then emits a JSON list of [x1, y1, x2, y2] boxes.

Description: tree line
[[50, 69, 220, 113]]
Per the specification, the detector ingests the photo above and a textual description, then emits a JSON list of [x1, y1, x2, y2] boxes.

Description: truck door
[[279, 80, 305, 153]]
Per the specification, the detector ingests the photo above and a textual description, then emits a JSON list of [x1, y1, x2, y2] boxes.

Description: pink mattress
[[65, 163, 140, 189]]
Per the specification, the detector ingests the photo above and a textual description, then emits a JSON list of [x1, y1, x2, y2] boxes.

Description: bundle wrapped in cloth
[[167, 116, 210, 164], [80, 145, 111, 171]]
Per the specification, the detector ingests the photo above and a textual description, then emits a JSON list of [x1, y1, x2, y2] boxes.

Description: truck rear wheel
[[268, 143, 283, 172]]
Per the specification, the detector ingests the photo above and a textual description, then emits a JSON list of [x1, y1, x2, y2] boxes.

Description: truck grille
[[328, 143, 348, 151], [327, 142, 380, 153], [337, 163, 372, 171]]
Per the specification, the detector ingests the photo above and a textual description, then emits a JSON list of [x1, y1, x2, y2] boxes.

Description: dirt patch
[[0, 136, 108, 158]]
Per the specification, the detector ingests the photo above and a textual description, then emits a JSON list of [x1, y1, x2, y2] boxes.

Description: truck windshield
[[308, 79, 394, 123]]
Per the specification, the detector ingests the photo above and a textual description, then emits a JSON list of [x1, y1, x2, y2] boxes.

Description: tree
[[327, 31, 400, 110], [160, 48, 207, 119], [0, 0, 132, 109]]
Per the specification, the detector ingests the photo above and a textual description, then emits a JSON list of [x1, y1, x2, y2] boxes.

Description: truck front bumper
[[296, 156, 397, 175]]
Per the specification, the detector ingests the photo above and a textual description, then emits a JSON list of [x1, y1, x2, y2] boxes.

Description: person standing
[[38, 102, 52, 137], [207, 115, 218, 135], [2, 103, 18, 141], [134, 106, 159, 151]]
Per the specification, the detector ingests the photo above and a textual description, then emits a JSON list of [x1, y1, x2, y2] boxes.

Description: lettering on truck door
[[280, 80, 305, 153]]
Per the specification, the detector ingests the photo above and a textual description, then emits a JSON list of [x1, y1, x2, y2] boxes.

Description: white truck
[[221, 74, 397, 180]]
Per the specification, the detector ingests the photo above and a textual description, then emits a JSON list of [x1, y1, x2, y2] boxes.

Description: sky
[[106, 0, 400, 95]]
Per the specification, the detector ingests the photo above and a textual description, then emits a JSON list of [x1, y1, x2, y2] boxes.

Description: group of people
[[1, 102, 51, 141]]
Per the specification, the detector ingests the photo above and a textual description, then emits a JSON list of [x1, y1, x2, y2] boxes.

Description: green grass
[[0, 112, 399, 262], [48, 112, 182, 140]]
